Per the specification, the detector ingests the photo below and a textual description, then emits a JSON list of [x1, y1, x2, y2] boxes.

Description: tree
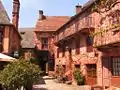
[[0, 59, 42, 90]]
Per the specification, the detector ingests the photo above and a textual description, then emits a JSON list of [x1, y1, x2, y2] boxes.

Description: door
[[86, 64, 97, 85], [111, 57, 120, 87], [102, 57, 111, 87]]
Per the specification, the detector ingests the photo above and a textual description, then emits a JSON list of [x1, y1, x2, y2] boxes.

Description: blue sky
[[2, 0, 88, 28]]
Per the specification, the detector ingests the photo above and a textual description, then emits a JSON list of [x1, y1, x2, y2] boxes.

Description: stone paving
[[33, 76, 91, 90]]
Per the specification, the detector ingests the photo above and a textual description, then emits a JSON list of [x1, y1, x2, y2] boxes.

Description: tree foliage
[[0, 59, 42, 90]]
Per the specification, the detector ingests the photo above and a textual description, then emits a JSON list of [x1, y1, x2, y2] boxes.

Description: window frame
[[86, 64, 97, 78], [41, 38, 48, 49], [112, 57, 120, 76]]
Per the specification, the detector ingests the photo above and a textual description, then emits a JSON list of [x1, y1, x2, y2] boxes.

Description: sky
[[2, 0, 88, 28]]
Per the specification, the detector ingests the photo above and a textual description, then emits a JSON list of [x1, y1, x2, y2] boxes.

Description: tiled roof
[[35, 16, 70, 32], [19, 28, 35, 48], [0, 1, 10, 25]]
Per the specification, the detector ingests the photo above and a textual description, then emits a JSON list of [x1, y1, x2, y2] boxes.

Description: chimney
[[76, 4, 82, 14], [12, 0, 20, 30], [39, 10, 45, 20]]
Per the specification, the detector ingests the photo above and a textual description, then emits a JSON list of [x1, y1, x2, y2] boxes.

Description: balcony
[[54, 16, 95, 44], [93, 26, 120, 48]]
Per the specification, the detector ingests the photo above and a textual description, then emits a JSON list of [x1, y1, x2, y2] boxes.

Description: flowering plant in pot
[[73, 69, 85, 85]]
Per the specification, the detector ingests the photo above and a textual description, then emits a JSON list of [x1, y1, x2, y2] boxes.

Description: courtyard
[[33, 76, 90, 90]]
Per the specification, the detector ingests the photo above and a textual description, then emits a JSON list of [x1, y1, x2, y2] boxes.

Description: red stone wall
[[9, 26, 21, 53], [102, 48, 120, 88], [93, 1, 120, 88], [55, 34, 98, 85], [94, 1, 120, 47], [2, 26, 21, 54], [22, 49, 35, 60], [54, 7, 99, 85], [3, 26, 10, 53], [34, 31, 55, 52]]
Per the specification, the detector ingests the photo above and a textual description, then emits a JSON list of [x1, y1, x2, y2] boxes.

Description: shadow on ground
[[35, 77, 46, 85], [33, 76, 48, 90]]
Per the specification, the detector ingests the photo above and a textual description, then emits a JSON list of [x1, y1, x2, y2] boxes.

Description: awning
[[0, 53, 15, 62]]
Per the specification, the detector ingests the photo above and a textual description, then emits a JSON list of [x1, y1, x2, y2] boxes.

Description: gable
[[0, 1, 10, 25]]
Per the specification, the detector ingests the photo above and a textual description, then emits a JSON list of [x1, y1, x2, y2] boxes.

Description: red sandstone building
[[34, 10, 70, 72], [33, 0, 120, 89], [19, 28, 35, 60], [54, 0, 120, 89], [0, 0, 21, 56], [0, 0, 21, 69], [54, 2, 97, 85]]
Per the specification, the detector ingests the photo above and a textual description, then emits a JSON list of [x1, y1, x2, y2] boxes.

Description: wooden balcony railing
[[54, 16, 95, 43], [93, 26, 120, 47]]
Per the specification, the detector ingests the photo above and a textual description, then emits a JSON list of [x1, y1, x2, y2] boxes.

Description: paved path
[[33, 76, 90, 90]]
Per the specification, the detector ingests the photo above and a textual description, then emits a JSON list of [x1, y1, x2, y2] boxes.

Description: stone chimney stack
[[76, 4, 82, 14], [12, 0, 20, 30], [39, 10, 45, 20]]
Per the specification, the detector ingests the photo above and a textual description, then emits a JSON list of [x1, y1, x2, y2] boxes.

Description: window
[[86, 36, 93, 52], [87, 64, 96, 77], [112, 57, 120, 76], [86, 36, 93, 46], [42, 38, 48, 49]]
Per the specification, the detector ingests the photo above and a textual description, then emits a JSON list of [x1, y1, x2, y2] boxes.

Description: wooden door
[[86, 64, 97, 85]]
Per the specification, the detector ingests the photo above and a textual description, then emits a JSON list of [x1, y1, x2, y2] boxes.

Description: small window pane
[[112, 57, 120, 76]]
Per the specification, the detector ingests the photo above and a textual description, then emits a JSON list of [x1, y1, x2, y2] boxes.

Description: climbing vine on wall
[[92, 0, 120, 13]]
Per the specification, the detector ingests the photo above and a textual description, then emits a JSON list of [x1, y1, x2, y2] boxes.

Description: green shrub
[[73, 70, 85, 85], [0, 58, 42, 90]]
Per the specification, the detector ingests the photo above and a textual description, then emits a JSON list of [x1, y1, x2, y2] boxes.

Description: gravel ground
[[33, 76, 90, 90]]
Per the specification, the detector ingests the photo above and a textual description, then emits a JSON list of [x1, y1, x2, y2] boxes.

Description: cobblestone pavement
[[33, 76, 90, 90]]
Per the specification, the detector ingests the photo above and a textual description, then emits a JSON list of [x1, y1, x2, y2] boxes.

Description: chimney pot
[[39, 10, 43, 15], [39, 10, 45, 20], [76, 4, 82, 14]]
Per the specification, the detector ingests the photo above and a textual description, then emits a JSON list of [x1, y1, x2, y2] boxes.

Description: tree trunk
[[25, 85, 32, 90]]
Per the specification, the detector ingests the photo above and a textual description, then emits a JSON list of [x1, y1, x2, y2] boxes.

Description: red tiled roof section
[[35, 16, 70, 32]]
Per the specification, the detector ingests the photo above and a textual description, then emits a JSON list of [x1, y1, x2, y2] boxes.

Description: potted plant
[[73, 70, 85, 85]]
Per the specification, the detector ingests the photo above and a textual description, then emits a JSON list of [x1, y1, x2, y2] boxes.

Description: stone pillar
[[65, 47, 72, 81], [97, 51, 103, 86], [76, 4, 82, 14]]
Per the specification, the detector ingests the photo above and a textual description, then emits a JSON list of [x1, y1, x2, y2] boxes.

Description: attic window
[[20, 32, 25, 35]]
